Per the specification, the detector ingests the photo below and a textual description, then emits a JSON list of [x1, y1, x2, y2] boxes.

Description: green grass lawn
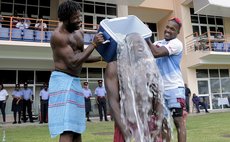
[[0, 112, 229, 142]]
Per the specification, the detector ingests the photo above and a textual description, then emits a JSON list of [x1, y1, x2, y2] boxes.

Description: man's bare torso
[[50, 23, 84, 76]]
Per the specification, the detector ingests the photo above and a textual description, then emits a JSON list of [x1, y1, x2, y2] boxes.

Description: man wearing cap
[[94, 80, 108, 121], [11, 83, 23, 124], [39, 82, 49, 123], [147, 17, 186, 142], [22, 82, 34, 123], [82, 82, 92, 122]]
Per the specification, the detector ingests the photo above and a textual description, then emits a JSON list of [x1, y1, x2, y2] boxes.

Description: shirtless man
[[48, 1, 104, 142]]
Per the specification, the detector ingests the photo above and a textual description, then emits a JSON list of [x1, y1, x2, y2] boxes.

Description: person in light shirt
[[0, 83, 9, 123], [35, 19, 47, 31], [0, 11, 4, 28], [22, 82, 34, 123], [39, 82, 49, 124], [147, 17, 186, 142], [94, 80, 108, 121], [16, 18, 29, 30], [82, 82, 92, 122]]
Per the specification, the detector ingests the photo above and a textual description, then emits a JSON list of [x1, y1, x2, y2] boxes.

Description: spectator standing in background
[[82, 82, 92, 122], [39, 82, 49, 124], [12, 10, 19, 28], [185, 83, 191, 113], [11, 83, 23, 124], [0, 83, 9, 123], [95, 80, 108, 122], [22, 82, 34, 123], [0, 10, 4, 28], [16, 18, 29, 30], [24, 13, 32, 29], [35, 18, 47, 31]]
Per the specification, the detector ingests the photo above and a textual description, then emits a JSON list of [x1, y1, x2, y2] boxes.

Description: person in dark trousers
[[39, 82, 49, 124], [192, 93, 209, 113], [82, 82, 92, 122], [185, 83, 191, 113], [0, 83, 9, 123], [95, 80, 108, 121], [11, 83, 23, 124], [22, 82, 34, 123]]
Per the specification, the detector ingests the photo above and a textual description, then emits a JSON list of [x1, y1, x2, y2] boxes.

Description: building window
[[146, 23, 158, 42], [84, 2, 94, 13], [1, 3, 13, 13], [95, 2, 105, 14], [0, 70, 16, 84], [0, 0, 51, 19], [79, 68, 87, 78], [84, 15, 94, 29], [88, 68, 103, 78], [18, 70, 34, 84], [190, 8, 224, 35], [210, 79, 220, 93], [96, 16, 105, 24], [15, 0, 26, 4], [196, 69, 230, 110], [196, 69, 208, 78], [106, 4, 116, 16], [28, 0, 38, 5], [209, 69, 219, 78], [76, 0, 117, 29], [36, 71, 51, 84], [197, 80, 209, 94], [221, 78, 230, 93], [220, 69, 229, 77], [40, 0, 50, 7], [197, 69, 229, 78]]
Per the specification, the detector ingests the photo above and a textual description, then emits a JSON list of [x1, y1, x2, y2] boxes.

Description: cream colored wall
[[185, 68, 197, 112], [128, 7, 171, 23], [224, 17, 230, 42], [140, 0, 173, 10], [117, 4, 128, 17], [50, 0, 59, 20], [180, 5, 193, 84]]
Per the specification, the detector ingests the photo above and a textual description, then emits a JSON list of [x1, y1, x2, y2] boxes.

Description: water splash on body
[[116, 33, 167, 142]]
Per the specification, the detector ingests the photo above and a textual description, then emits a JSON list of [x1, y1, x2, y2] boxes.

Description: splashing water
[[116, 33, 168, 142]]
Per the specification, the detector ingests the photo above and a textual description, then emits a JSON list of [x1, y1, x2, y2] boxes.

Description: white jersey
[[0, 89, 8, 101], [154, 38, 184, 90]]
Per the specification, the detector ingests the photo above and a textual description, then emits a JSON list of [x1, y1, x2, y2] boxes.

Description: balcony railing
[[185, 31, 230, 53], [0, 16, 98, 44]]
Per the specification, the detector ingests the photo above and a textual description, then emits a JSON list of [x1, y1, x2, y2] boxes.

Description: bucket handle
[[98, 32, 110, 44]]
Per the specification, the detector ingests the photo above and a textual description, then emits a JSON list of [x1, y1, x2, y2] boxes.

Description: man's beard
[[67, 23, 78, 32]]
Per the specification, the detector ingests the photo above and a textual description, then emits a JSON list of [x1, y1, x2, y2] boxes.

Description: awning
[[194, 0, 230, 17]]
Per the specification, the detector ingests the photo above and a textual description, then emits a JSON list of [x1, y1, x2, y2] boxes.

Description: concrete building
[[0, 0, 229, 121]]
